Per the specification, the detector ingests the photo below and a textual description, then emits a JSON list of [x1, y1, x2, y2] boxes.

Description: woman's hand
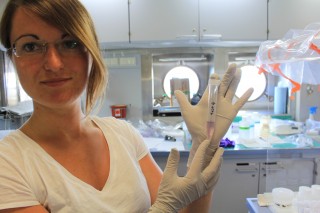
[[175, 63, 253, 166], [148, 140, 224, 213]]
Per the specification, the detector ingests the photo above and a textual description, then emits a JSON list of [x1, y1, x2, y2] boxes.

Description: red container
[[110, 105, 127, 119]]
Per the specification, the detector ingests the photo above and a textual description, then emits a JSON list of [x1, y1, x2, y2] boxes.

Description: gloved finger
[[218, 64, 237, 98], [163, 148, 180, 176], [224, 68, 241, 101], [175, 90, 191, 110], [234, 87, 254, 110], [197, 86, 209, 107], [202, 147, 224, 183], [188, 140, 210, 178], [204, 156, 222, 191], [207, 169, 221, 190]]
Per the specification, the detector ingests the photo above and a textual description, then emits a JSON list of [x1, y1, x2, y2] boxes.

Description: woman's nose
[[43, 45, 64, 72]]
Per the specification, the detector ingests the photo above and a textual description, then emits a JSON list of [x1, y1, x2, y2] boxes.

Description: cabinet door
[[0, 0, 8, 17], [259, 159, 315, 193], [268, 0, 320, 40], [130, 0, 198, 42], [200, 0, 268, 41], [81, 0, 129, 43], [211, 160, 260, 213], [151, 152, 189, 177]]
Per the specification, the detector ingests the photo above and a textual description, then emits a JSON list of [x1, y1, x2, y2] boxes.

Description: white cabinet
[[0, 0, 9, 50], [211, 159, 260, 213], [200, 0, 268, 41], [259, 159, 315, 192], [152, 149, 318, 213], [268, 0, 320, 40], [211, 155, 315, 213], [129, 0, 198, 42], [81, 0, 129, 43], [80, 0, 320, 43], [130, 0, 268, 42], [0, 0, 9, 18]]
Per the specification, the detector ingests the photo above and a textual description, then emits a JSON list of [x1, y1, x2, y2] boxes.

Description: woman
[[0, 0, 253, 212]]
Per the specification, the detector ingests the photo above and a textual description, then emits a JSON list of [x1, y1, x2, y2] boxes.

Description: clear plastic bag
[[255, 23, 320, 97], [134, 119, 184, 139]]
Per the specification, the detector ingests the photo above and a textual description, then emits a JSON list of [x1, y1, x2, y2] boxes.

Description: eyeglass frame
[[7, 36, 87, 58]]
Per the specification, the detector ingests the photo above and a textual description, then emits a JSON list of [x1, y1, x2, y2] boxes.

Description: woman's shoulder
[[0, 130, 26, 147], [0, 130, 13, 140], [91, 116, 134, 131], [91, 116, 143, 142], [0, 130, 32, 163], [0, 130, 32, 150]]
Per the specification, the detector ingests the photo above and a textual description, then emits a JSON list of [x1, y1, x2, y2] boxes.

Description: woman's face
[[10, 7, 91, 111]]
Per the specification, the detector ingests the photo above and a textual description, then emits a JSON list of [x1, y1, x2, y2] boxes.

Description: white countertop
[[143, 137, 187, 152]]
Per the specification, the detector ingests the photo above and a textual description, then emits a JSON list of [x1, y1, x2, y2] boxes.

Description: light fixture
[[235, 64, 267, 102], [159, 56, 207, 62], [163, 66, 200, 98]]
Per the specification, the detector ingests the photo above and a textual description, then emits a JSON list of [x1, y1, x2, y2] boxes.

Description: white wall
[[97, 54, 143, 123]]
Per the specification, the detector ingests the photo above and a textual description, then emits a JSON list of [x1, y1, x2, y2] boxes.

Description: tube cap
[[310, 106, 318, 115]]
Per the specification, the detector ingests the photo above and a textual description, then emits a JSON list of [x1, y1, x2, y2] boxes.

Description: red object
[[110, 105, 127, 118]]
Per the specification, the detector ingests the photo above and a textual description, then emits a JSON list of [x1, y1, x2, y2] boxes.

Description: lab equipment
[[219, 138, 235, 148], [238, 118, 250, 140], [164, 135, 176, 142], [259, 116, 271, 140], [293, 185, 320, 212], [274, 86, 288, 114], [207, 74, 220, 139], [306, 106, 318, 132], [110, 104, 127, 119], [272, 187, 294, 208]]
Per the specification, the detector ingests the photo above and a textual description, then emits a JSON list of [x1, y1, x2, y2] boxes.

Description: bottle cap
[[309, 106, 318, 115]]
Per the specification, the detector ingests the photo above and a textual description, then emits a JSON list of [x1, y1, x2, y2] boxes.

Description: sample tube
[[207, 74, 220, 139]]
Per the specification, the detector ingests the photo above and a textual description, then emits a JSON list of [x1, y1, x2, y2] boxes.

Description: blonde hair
[[0, 0, 107, 114]]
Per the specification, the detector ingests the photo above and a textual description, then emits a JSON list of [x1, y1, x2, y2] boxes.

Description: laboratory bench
[[246, 198, 272, 213], [146, 137, 320, 213]]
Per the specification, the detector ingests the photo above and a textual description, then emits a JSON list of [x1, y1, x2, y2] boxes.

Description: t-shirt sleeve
[[126, 122, 150, 161], [0, 152, 39, 210]]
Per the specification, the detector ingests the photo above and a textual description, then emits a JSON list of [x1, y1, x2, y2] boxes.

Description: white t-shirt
[[0, 116, 151, 213]]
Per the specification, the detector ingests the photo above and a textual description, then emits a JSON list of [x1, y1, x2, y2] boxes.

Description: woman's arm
[[0, 205, 49, 213], [139, 153, 163, 204], [180, 191, 213, 213]]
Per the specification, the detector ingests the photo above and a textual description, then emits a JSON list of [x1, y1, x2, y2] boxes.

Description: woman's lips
[[40, 78, 72, 87]]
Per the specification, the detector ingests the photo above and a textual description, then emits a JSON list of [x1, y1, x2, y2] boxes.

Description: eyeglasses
[[9, 37, 87, 58]]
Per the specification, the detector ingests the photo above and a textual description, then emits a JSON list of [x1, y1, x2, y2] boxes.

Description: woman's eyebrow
[[61, 33, 71, 39], [14, 34, 39, 43]]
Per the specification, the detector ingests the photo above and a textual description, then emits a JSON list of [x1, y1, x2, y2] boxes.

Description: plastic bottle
[[239, 117, 250, 140], [259, 116, 271, 140], [252, 112, 261, 138], [306, 106, 317, 133], [248, 115, 255, 139]]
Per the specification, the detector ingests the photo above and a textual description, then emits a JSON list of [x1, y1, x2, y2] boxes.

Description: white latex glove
[[148, 140, 224, 213], [175, 63, 253, 166]]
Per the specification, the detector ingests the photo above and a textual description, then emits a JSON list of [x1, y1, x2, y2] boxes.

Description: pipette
[[207, 74, 220, 139]]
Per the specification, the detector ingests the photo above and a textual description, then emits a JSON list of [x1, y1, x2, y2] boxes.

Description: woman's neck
[[19, 101, 92, 147]]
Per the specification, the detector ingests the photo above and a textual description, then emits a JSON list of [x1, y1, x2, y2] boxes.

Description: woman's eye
[[22, 42, 41, 52], [63, 40, 81, 49]]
